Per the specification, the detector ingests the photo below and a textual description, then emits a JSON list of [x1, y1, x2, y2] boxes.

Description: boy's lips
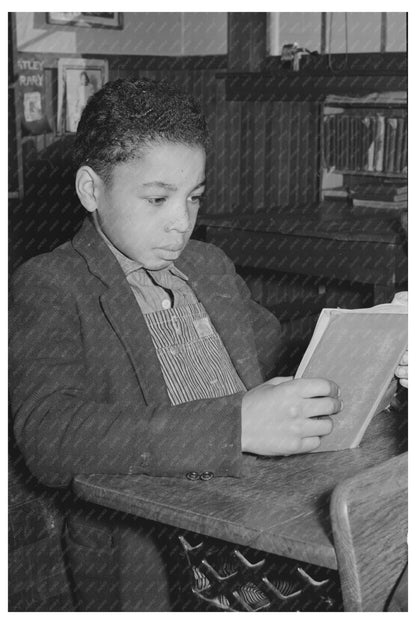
[[156, 246, 184, 259], [158, 242, 185, 253]]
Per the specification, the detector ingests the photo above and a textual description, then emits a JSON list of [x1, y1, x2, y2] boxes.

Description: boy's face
[[95, 142, 206, 270]]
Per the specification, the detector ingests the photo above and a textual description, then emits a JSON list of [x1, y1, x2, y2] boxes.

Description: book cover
[[295, 305, 407, 452], [374, 114, 386, 172], [323, 115, 331, 168], [352, 116, 362, 171], [323, 186, 349, 199], [385, 118, 398, 173], [341, 115, 350, 170], [362, 116, 375, 171], [394, 117, 405, 173], [328, 115, 336, 169], [352, 198, 407, 209], [335, 114, 343, 170], [400, 119, 407, 173], [351, 184, 407, 202]]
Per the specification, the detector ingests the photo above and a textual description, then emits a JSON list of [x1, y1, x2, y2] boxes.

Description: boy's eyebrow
[[194, 180, 206, 189], [142, 181, 177, 190], [142, 180, 206, 191]]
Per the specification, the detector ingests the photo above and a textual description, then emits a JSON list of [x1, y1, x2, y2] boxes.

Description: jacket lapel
[[72, 218, 171, 406]]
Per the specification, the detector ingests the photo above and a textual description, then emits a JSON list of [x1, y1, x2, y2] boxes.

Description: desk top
[[74, 410, 406, 570], [198, 210, 405, 244]]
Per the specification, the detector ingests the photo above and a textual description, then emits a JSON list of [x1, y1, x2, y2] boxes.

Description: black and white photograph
[[8, 10, 408, 614], [57, 58, 109, 133], [47, 12, 123, 29]]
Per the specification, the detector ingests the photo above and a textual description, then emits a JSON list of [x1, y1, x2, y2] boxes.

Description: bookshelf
[[321, 92, 407, 213]]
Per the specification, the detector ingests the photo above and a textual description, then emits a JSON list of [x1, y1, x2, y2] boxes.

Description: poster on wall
[[57, 58, 109, 134], [47, 12, 123, 29], [16, 56, 52, 135]]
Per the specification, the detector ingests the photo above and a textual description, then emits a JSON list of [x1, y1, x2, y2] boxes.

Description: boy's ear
[[75, 166, 104, 213]]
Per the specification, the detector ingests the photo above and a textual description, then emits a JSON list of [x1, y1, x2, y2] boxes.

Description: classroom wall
[[13, 54, 320, 269], [268, 12, 407, 54], [16, 12, 228, 56], [12, 11, 405, 281]]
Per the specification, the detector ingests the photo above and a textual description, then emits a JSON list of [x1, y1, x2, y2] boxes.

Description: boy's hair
[[73, 77, 209, 183]]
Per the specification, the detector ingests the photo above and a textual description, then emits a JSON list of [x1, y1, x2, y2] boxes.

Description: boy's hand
[[241, 377, 341, 456], [395, 349, 408, 388]]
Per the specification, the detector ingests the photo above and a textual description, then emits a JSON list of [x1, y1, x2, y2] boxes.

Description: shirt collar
[[92, 213, 189, 281]]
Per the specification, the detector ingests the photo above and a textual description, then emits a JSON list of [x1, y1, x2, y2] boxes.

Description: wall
[[268, 12, 407, 55], [16, 12, 227, 56]]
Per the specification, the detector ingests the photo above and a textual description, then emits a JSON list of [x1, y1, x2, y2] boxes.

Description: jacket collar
[[72, 218, 171, 404], [72, 216, 128, 286]]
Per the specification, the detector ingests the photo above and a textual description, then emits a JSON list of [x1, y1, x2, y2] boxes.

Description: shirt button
[[162, 298, 171, 309], [186, 471, 200, 481], [169, 347, 177, 356], [200, 471, 214, 481]]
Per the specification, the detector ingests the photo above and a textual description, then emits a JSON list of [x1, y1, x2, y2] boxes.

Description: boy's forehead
[[111, 143, 206, 182]]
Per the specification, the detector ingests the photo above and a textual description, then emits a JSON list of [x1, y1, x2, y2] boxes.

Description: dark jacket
[[10, 218, 281, 488]]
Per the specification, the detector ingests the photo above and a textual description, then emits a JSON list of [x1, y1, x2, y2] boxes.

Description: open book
[[295, 301, 407, 452]]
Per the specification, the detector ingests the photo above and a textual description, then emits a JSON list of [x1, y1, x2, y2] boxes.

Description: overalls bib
[[143, 302, 246, 405]]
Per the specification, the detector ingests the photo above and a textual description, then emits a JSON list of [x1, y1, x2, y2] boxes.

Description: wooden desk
[[197, 212, 407, 305], [74, 409, 406, 571]]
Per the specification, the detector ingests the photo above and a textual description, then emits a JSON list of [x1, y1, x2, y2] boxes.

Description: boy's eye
[[189, 194, 205, 205], [147, 197, 166, 206]]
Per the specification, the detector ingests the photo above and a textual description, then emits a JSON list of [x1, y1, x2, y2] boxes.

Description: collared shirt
[[93, 214, 199, 314]]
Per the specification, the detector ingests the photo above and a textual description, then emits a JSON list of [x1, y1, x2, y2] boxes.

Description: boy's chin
[[145, 256, 176, 271]]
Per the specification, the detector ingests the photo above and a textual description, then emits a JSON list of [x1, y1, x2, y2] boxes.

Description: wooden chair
[[330, 452, 408, 611]]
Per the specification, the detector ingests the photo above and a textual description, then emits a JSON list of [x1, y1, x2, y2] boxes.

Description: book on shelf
[[374, 114, 386, 172], [342, 115, 350, 169], [384, 118, 398, 173], [334, 115, 343, 169], [323, 109, 407, 175], [401, 122, 408, 173], [295, 302, 407, 452], [394, 117, 405, 173], [352, 198, 407, 209], [323, 115, 331, 169], [322, 186, 350, 199], [351, 184, 407, 202], [352, 116, 362, 171], [362, 115, 375, 172]]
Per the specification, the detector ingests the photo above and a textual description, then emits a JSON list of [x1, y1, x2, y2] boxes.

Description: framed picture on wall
[[47, 12, 123, 29], [57, 58, 109, 134]]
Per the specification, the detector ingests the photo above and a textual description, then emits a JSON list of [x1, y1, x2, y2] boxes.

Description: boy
[[10, 78, 405, 610]]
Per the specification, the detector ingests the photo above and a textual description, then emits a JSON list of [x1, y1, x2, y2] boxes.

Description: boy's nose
[[165, 202, 191, 233]]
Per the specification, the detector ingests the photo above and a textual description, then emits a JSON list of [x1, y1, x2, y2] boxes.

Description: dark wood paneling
[[225, 72, 407, 102], [16, 52, 321, 223], [262, 52, 407, 75]]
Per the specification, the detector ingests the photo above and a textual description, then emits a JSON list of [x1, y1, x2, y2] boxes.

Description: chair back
[[330, 452, 408, 611]]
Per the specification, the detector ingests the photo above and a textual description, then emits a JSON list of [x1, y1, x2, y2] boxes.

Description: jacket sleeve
[[10, 262, 244, 488]]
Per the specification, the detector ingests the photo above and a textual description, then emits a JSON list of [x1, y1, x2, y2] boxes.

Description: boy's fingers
[[298, 436, 321, 453], [265, 376, 293, 386], [303, 397, 342, 418], [399, 351, 408, 365], [297, 378, 339, 399], [395, 366, 408, 378], [301, 416, 333, 438]]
